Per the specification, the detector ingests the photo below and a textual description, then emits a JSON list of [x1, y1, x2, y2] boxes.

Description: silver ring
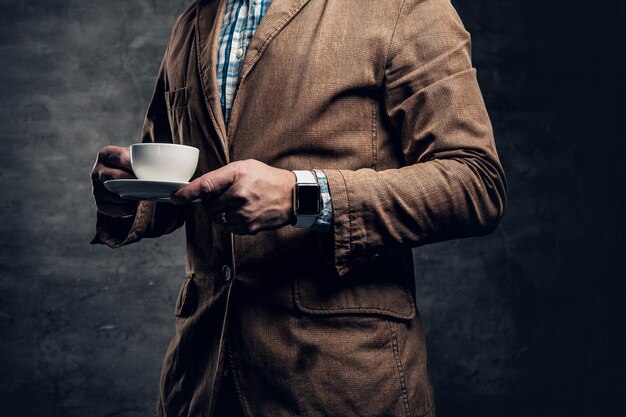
[[220, 211, 230, 225]]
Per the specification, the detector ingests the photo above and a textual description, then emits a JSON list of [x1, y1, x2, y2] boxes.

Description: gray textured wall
[[0, 1, 624, 417]]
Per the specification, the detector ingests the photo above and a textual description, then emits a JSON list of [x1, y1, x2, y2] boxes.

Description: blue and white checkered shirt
[[216, 0, 333, 232]]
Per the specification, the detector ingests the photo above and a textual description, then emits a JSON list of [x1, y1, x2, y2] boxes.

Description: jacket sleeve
[[319, 0, 508, 278], [90, 48, 186, 248]]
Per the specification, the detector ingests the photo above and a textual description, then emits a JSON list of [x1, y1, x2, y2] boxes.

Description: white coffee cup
[[130, 143, 199, 182]]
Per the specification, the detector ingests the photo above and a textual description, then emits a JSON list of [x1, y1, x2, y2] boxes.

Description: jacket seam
[[383, 0, 408, 76], [227, 336, 252, 417], [207, 282, 235, 417], [208, 360, 226, 417], [381, 0, 408, 118], [388, 321, 413, 417], [371, 97, 378, 170]]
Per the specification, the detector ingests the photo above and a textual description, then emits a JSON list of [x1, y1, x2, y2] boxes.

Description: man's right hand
[[91, 146, 139, 218]]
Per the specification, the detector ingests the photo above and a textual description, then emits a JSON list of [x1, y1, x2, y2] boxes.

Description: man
[[91, 0, 507, 416]]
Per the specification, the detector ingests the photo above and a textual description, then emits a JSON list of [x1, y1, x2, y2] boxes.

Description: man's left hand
[[171, 159, 296, 235]]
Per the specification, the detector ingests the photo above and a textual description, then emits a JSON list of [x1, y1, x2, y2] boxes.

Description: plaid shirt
[[216, 0, 332, 232]]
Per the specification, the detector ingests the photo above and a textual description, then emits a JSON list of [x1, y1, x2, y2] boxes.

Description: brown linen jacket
[[91, 0, 507, 416]]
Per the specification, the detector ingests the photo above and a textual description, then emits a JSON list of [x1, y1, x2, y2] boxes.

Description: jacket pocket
[[294, 275, 416, 320], [291, 276, 421, 417], [165, 86, 188, 109], [175, 273, 197, 318]]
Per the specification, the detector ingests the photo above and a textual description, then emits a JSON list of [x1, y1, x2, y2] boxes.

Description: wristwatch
[[291, 170, 321, 228]]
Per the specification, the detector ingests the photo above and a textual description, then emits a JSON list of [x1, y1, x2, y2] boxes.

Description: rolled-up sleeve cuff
[[90, 201, 154, 248], [311, 169, 333, 233], [316, 169, 352, 278]]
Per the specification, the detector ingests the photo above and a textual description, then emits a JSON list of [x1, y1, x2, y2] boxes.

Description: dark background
[[0, 0, 624, 416]]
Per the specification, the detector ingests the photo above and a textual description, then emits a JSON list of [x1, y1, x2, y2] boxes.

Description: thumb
[[171, 164, 237, 204]]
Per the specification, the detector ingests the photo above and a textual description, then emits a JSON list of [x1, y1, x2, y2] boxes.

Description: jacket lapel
[[195, 0, 229, 161], [238, 0, 312, 83], [194, 0, 312, 160]]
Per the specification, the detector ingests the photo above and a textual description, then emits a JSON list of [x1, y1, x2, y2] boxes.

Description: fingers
[[90, 145, 139, 218], [97, 146, 133, 172], [92, 166, 136, 184], [91, 167, 136, 206], [91, 146, 136, 187], [171, 164, 238, 204]]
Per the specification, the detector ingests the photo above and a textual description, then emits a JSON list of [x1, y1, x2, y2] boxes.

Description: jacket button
[[221, 265, 232, 282]]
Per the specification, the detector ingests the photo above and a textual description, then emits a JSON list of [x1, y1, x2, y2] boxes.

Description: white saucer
[[104, 179, 198, 202]]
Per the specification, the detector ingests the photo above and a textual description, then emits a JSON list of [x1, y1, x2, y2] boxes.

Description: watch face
[[296, 183, 321, 215]]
